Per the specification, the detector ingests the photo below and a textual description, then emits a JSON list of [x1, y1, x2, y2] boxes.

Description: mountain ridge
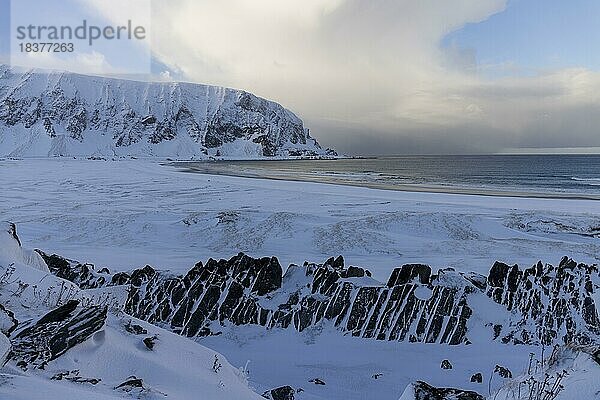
[[0, 65, 335, 159]]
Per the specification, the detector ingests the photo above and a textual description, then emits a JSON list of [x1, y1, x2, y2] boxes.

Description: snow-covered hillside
[[0, 222, 264, 400], [0, 65, 333, 159], [4, 221, 600, 400]]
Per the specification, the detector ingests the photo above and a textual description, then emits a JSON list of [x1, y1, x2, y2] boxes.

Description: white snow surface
[[492, 346, 600, 400], [1, 158, 600, 399], [201, 324, 536, 400], [0, 315, 262, 400], [1, 158, 600, 281], [0, 222, 49, 272]]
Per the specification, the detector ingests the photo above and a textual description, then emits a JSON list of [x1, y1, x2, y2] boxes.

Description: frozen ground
[[1, 158, 599, 282], [2, 158, 600, 399], [3, 220, 598, 400], [200, 325, 536, 400]]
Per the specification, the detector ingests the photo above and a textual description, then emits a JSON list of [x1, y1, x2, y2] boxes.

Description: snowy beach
[[2, 158, 599, 280], [2, 158, 600, 400]]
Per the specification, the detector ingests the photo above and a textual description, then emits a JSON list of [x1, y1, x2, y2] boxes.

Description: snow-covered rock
[[0, 222, 49, 272], [0, 224, 264, 400], [0, 304, 18, 336], [398, 381, 484, 400], [39, 249, 600, 349], [6, 223, 600, 399], [119, 254, 474, 343], [0, 331, 10, 365], [10, 299, 108, 369], [0, 65, 334, 159], [43, 252, 476, 344], [262, 385, 296, 400], [487, 257, 600, 345]]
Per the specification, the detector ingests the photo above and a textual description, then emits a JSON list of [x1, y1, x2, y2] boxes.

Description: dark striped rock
[[487, 256, 600, 345], [35, 250, 110, 289], [11, 300, 107, 369], [123, 254, 282, 337], [41, 249, 600, 348], [118, 254, 474, 344]]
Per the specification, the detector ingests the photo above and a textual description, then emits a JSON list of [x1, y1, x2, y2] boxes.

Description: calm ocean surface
[[177, 155, 600, 198]]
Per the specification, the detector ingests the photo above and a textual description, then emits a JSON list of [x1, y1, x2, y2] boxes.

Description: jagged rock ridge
[[40, 252, 475, 344], [40, 250, 600, 347], [487, 258, 600, 345], [0, 65, 334, 158]]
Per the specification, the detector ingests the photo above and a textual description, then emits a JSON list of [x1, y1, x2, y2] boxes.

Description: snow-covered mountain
[[0, 65, 334, 159]]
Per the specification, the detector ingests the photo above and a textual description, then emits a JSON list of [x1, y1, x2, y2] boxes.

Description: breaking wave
[[571, 177, 600, 186]]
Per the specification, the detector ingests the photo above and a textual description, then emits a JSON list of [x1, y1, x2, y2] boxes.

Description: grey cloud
[[89, 0, 600, 154]]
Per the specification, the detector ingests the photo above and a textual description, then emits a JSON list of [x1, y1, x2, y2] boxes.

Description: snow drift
[[0, 223, 263, 399]]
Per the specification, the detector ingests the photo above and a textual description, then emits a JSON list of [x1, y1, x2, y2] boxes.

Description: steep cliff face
[[0, 65, 332, 158]]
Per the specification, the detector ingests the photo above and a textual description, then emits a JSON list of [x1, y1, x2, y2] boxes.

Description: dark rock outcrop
[[470, 373, 482, 383], [410, 381, 484, 400], [11, 300, 107, 369], [124, 321, 148, 335], [262, 386, 295, 400], [487, 256, 600, 345], [143, 336, 157, 350], [51, 370, 101, 385], [115, 376, 145, 392], [0, 304, 18, 336], [493, 365, 512, 379], [42, 249, 600, 348], [118, 254, 474, 344], [36, 250, 110, 289], [440, 359, 452, 370], [124, 253, 282, 337], [387, 264, 431, 287], [6, 222, 21, 246]]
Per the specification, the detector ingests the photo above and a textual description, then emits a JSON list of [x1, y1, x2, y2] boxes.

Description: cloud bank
[[92, 0, 600, 154]]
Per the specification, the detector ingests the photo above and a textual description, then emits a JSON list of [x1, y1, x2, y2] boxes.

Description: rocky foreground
[[39, 249, 600, 348], [2, 221, 600, 399]]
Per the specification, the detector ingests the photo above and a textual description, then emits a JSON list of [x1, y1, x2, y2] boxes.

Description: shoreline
[[3, 157, 600, 281], [171, 162, 600, 201]]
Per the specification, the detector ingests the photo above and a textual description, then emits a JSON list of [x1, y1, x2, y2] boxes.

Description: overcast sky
[[2, 0, 600, 155]]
